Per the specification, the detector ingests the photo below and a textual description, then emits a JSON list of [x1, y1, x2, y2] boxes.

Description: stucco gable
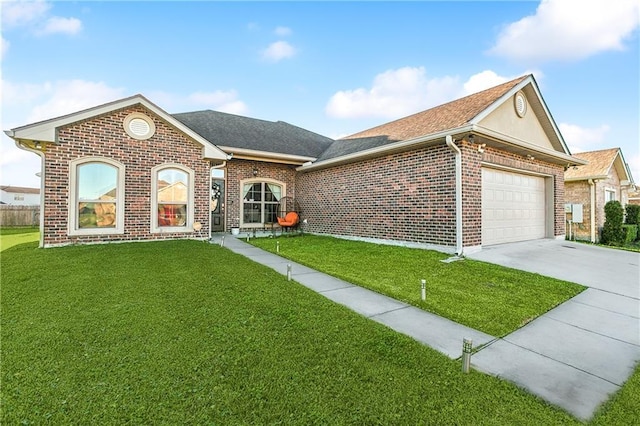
[[476, 91, 555, 151]]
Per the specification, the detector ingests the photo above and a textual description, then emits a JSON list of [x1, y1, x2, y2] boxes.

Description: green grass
[[0, 226, 39, 252], [1, 239, 586, 425], [590, 363, 640, 425], [250, 235, 585, 337]]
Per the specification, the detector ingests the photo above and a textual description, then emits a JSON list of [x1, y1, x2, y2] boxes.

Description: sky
[[2, 0, 639, 188]]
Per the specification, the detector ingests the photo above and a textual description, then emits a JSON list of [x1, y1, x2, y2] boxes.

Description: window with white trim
[[69, 157, 125, 235], [241, 180, 283, 226], [151, 164, 194, 232], [605, 188, 616, 203]]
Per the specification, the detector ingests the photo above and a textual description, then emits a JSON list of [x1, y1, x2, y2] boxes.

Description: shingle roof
[[317, 75, 529, 161], [564, 148, 621, 180], [0, 185, 40, 194], [173, 110, 334, 159]]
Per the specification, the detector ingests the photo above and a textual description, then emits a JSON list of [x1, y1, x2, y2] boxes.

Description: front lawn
[[249, 235, 584, 337], [1, 239, 583, 424]]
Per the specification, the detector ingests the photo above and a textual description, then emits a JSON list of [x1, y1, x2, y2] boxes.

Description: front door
[[211, 178, 225, 232]]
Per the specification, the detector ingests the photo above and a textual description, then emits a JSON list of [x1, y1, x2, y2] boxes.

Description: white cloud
[[326, 68, 522, 120], [274, 26, 292, 36], [39, 16, 82, 36], [462, 70, 510, 95], [489, 0, 640, 64], [262, 41, 296, 62], [187, 90, 248, 115], [559, 123, 611, 153], [1, 36, 9, 59], [1, 0, 82, 36], [326, 67, 456, 119], [1, 0, 51, 27], [27, 80, 125, 122]]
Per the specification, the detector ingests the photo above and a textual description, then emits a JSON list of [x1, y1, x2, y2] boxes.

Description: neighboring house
[[564, 148, 636, 242], [629, 190, 640, 206], [0, 185, 40, 205], [5, 74, 585, 252]]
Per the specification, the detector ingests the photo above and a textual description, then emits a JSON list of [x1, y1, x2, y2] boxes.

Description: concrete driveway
[[468, 238, 639, 298], [467, 239, 640, 420]]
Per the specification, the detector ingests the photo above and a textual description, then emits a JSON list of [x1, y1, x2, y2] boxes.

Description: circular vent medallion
[[514, 92, 527, 118], [124, 113, 156, 140]]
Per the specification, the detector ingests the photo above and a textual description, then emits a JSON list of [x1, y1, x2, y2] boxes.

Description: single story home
[[564, 148, 636, 242], [0, 185, 40, 206], [6, 74, 586, 253]]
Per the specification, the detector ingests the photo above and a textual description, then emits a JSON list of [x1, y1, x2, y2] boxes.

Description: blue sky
[[2, 0, 639, 188]]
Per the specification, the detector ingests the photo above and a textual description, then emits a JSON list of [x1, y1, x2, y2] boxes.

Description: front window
[[69, 157, 125, 236], [242, 181, 282, 226], [152, 164, 194, 233], [605, 189, 616, 203]]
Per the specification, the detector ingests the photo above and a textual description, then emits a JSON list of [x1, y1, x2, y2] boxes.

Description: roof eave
[[218, 146, 316, 165], [565, 175, 608, 182], [473, 125, 587, 166], [298, 125, 474, 172]]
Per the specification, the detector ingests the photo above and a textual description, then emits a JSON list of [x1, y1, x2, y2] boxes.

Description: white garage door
[[482, 168, 546, 246]]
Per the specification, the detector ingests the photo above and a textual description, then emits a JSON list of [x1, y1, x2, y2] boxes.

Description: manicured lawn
[[2, 239, 585, 424], [0, 226, 39, 252], [249, 235, 584, 336]]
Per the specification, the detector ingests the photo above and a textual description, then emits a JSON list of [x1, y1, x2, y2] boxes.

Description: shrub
[[601, 201, 624, 245], [622, 225, 638, 245], [625, 204, 640, 225]]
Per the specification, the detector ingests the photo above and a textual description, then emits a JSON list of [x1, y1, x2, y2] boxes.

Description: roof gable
[[565, 148, 634, 184], [5, 95, 228, 161], [315, 75, 576, 165]]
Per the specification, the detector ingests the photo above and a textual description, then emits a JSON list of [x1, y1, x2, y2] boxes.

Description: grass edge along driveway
[[249, 234, 585, 337]]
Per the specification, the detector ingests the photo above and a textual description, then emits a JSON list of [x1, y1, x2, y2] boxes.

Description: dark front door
[[211, 179, 225, 232]]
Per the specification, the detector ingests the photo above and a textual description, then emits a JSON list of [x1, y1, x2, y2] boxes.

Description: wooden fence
[[0, 205, 40, 227]]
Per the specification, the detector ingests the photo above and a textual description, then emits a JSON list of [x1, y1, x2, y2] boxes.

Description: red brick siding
[[225, 160, 297, 232], [297, 141, 566, 248], [565, 169, 627, 242], [42, 105, 211, 247], [297, 145, 457, 246]]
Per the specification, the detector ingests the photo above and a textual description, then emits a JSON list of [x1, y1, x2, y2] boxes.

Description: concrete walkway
[[468, 239, 640, 421], [214, 235, 640, 421]]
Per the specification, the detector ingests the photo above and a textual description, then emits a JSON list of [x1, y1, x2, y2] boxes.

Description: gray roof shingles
[[173, 110, 334, 159]]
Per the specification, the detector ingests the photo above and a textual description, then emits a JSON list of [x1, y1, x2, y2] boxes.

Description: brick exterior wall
[[42, 105, 212, 247], [225, 160, 297, 232], [296, 141, 566, 250], [297, 144, 457, 246], [565, 170, 629, 242]]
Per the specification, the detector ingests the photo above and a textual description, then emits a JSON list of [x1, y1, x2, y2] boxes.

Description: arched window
[[240, 179, 284, 227], [151, 164, 194, 233], [69, 157, 125, 235]]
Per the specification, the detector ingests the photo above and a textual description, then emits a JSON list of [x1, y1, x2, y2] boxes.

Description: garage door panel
[[482, 168, 546, 246]]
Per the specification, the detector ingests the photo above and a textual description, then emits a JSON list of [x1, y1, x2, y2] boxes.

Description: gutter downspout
[[15, 139, 46, 248], [588, 179, 596, 243], [446, 135, 463, 256]]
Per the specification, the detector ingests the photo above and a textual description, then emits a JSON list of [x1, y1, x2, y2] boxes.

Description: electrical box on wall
[[564, 203, 584, 223], [572, 204, 583, 223]]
